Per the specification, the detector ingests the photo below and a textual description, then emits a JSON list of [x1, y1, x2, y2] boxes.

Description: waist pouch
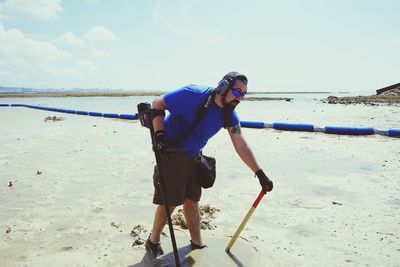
[[195, 155, 216, 189]]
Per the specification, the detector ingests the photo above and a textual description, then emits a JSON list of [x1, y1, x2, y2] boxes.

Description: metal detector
[[137, 103, 181, 267]]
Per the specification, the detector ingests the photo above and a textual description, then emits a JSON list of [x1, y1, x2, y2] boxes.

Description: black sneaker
[[190, 240, 207, 250], [145, 236, 164, 257]]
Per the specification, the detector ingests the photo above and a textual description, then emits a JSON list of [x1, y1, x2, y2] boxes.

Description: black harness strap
[[223, 107, 234, 129]]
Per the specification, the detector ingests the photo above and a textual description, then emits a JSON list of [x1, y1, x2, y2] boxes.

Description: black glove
[[255, 169, 273, 193], [154, 130, 167, 154]]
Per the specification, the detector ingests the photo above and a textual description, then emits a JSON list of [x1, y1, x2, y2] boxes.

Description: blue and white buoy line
[[239, 121, 400, 137], [1, 103, 399, 138], [0, 103, 137, 120]]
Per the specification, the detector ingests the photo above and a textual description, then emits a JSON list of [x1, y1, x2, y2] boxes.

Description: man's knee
[[184, 198, 199, 208], [157, 205, 176, 221]]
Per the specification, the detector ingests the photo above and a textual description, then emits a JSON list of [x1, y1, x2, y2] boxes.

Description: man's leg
[[150, 204, 176, 243], [183, 198, 203, 246]]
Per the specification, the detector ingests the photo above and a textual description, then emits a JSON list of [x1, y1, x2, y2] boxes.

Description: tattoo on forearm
[[230, 124, 242, 134]]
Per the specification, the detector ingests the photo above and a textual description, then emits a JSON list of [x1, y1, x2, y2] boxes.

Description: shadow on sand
[[129, 244, 245, 267]]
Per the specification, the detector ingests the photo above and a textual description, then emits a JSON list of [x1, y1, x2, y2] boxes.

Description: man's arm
[[151, 95, 168, 153], [228, 124, 260, 172], [152, 95, 167, 132], [228, 124, 273, 192]]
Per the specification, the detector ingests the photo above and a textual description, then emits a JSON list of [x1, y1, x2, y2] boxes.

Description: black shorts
[[152, 152, 201, 206]]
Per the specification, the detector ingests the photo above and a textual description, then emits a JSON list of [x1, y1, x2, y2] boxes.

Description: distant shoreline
[[0, 91, 333, 98], [323, 95, 400, 106], [247, 91, 333, 94], [0, 91, 164, 98]]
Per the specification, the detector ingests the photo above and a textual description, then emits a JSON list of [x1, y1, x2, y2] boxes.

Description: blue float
[[240, 121, 265, 128], [325, 126, 375, 135], [273, 122, 314, 132], [103, 113, 119, 118], [10, 104, 26, 107], [76, 111, 89, 115], [88, 112, 102, 117], [119, 114, 137, 120], [388, 129, 400, 137]]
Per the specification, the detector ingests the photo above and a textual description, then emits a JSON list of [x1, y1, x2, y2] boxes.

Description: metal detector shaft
[[152, 147, 181, 267], [137, 103, 181, 267], [226, 190, 266, 252]]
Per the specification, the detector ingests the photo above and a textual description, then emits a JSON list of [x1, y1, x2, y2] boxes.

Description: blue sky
[[0, 0, 399, 92]]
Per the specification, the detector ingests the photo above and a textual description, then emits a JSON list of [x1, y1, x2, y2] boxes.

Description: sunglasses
[[231, 88, 246, 99]]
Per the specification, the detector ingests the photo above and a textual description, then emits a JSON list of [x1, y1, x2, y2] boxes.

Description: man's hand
[[154, 130, 167, 154], [255, 169, 273, 193]]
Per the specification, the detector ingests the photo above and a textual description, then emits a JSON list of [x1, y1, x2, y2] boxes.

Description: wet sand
[[1, 104, 399, 266]]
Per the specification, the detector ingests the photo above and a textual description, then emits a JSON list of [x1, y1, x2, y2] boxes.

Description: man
[[145, 71, 273, 256]]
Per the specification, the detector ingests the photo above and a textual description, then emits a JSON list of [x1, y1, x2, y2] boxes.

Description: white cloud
[[78, 59, 100, 74], [0, 22, 102, 88], [0, 23, 71, 62], [2, 0, 63, 20], [83, 26, 118, 42], [90, 49, 108, 59], [54, 32, 86, 47]]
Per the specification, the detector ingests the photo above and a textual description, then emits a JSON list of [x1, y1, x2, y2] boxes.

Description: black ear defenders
[[216, 77, 234, 96], [216, 72, 248, 96]]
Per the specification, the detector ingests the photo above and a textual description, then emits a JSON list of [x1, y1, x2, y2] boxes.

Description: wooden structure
[[376, 82, 400, 95]]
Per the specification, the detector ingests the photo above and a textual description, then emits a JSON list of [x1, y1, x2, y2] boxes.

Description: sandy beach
[[1, 99, 399, 267]]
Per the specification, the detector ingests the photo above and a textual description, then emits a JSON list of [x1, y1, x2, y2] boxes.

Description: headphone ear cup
[[217, 79, 230, 95]]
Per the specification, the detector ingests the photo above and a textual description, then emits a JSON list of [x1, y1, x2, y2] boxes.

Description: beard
[[222, 96, 239, 109]]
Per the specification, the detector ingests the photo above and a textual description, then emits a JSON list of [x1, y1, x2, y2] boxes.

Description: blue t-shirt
[[164, 84, 239, 157]]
